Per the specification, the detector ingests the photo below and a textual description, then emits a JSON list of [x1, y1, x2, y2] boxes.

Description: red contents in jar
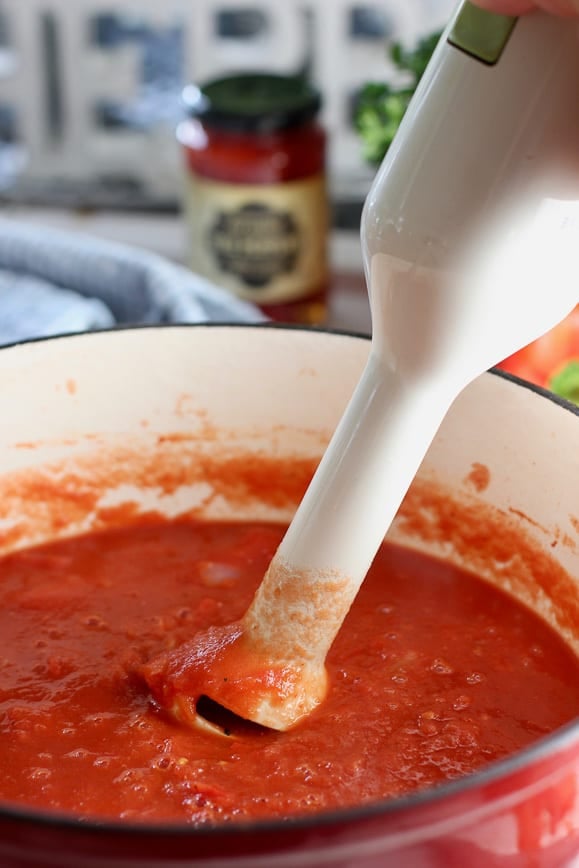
[[0, 518, 578, 824]]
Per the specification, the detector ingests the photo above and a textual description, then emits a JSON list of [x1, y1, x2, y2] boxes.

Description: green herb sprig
[[354, 31, 441, 165]]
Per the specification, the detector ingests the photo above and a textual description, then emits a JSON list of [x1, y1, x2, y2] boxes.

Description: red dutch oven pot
[[0, 325, 577, 867]]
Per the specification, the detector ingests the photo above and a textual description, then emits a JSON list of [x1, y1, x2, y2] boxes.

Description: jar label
[[185, 174, 328, 303]]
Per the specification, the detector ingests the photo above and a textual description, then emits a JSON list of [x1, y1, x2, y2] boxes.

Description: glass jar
[[178, 73, 328, 324]]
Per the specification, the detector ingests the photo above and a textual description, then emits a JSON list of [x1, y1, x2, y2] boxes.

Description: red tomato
[[498, 306, 579, 397]]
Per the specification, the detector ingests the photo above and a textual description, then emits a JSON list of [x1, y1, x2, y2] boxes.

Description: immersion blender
[[149, 3, 579, 732]]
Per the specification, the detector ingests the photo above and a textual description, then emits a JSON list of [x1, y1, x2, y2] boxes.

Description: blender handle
[[361, 3, 579, 275]]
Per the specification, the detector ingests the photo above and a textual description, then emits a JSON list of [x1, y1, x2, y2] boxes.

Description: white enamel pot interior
[[0, 324, 578, 868]]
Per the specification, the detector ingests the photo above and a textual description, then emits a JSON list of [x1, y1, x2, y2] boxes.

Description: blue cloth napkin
[[0, 219, 263, 346]]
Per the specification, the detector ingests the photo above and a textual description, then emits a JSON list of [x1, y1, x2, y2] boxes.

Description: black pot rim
[[0, 320, 577, 840]]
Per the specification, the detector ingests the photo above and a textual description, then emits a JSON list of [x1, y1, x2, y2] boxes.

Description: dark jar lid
[[182, 72, 322, 135]]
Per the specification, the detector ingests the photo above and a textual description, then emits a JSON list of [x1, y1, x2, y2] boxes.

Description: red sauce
[[1, 518, 578, 824]]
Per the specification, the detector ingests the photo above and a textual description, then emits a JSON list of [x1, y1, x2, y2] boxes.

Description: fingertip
[[471, 0, 579, 14], [469, 0, 536, 13], [533, 0, 579, 15]]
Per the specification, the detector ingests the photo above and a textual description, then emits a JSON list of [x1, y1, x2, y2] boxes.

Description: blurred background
[[0, 0, 452, 210], [0, 0, 576, 403], [0, 0, 454, 332]]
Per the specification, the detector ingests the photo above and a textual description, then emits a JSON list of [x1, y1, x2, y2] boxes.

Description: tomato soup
[[1, 515, 578, 824]]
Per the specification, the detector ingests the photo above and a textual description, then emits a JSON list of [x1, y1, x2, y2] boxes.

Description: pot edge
[[0, 320, 577, 839]]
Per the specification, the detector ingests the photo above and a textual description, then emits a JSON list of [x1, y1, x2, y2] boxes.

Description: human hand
[[473, 0, 579, 15]]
